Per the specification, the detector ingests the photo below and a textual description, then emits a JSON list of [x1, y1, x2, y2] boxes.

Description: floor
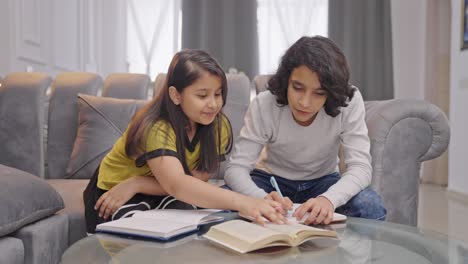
[[418, 183, 468, 243]]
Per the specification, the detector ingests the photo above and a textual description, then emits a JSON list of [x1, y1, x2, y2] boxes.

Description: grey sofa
[[0, 71, 250, 264], [0, 72, 449, 264]]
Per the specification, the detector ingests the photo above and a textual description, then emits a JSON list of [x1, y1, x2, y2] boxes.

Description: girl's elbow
[[161, 182, 179, 197], [160, 176, 188, 198], [154, 176, 178, 197]]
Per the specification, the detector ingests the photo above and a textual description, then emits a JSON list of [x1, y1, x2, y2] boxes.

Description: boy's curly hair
[[268, 36, 355, 117]]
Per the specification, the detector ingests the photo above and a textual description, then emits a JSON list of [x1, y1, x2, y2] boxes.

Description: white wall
[[391, 0, 427, 100], [421, 0, 451, 185], [391, 0, 451, 185], [449, 0, 468, 196], [96, 0, 127, 77], [0, 0, 126, 78], [0, 0, 11, 76]]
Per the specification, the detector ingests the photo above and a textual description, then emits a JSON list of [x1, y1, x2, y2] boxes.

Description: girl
[[225, 36, 386, 225], [84, 50, 286, 233]]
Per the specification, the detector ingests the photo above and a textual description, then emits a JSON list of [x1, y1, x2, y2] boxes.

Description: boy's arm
[[224, 135, 267, 198], [224, 95, 272, 198], [320, 90, 372, 209]]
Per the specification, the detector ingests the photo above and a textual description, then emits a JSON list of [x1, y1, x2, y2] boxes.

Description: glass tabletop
[[61, 212, 468, 264]]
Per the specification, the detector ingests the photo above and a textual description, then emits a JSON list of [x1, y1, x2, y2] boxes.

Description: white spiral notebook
[[96, 209, 223, 241]]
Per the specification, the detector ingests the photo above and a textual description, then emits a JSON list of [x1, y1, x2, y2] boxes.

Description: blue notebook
[[96, 209, 223, 241]]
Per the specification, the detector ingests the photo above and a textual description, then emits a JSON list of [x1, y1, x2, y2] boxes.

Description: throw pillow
[[65, 94, 147, 179], [0, 164, 64, 236]]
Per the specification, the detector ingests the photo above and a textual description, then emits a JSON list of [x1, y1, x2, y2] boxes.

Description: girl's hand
[[237, 196, 287, 225], [293, 196, 334, 225], [265, 191, 293, 214], [95, 178, 138, 220]]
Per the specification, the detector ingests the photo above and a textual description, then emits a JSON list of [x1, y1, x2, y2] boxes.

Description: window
[[126, 0, 181, 79], [257, 0, 328, 74]]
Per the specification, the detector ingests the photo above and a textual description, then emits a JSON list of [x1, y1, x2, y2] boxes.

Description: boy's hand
[[95, 178, 138, 220], [293, 196, 334, 225], [265, 191, 293, 214]]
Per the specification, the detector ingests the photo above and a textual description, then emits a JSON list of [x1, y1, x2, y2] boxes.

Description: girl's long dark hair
[[125, 49, 232, 174]]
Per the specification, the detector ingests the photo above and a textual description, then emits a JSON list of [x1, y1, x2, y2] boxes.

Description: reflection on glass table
[[61, 212, 468, 264]]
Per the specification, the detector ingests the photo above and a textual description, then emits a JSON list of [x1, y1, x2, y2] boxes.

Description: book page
[[204, 220, 290, 253], [213, 220, 283, 244], [265, 222, 335, 237], [265, 222, 337, 246]]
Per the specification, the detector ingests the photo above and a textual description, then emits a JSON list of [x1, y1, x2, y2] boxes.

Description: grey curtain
[[181, 0, 259, 79], [328, 0, 394, 100]]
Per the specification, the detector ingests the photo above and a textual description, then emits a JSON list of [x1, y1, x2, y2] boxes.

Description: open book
[[96, 209, 223, 241], [203, 219, 338, 253]]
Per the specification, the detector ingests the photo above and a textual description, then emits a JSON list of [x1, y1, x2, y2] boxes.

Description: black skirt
[[83, 168, 196, 233]]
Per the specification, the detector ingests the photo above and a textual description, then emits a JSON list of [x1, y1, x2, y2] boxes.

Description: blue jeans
[[249, 169, 387, 221]]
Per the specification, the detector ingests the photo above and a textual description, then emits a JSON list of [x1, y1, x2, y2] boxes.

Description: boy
[[225, 36, 386, 225]]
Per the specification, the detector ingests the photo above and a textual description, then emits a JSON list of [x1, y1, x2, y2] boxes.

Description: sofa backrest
[[102, 73, 150, 100], [0, 73, 52, 177], [0, 71, 252, 180], [153, 73, 166, 98], [253, 74, 271, 94], [46, 73, 102, 179], [218, 73, 251, 178]]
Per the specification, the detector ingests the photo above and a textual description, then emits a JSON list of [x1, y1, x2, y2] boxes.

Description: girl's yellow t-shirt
[[97, 116, 231, 191]]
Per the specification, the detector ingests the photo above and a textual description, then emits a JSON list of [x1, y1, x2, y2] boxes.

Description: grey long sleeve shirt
[[224, 89, 372, 209]]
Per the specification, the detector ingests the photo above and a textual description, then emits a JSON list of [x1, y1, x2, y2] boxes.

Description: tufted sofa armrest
[[364, 99, 450, 226]]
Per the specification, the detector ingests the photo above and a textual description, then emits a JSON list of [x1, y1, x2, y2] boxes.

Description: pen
[[270, 176, 293, 215], [270, 176, 284, 197]]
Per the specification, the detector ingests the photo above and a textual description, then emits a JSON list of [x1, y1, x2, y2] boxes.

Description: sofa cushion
[[47, 179, 90, 246], [0, 165, 64, 237], [65, 94, 146, 179], [13, 214, 68, 264], [0, 237, 24, 264]]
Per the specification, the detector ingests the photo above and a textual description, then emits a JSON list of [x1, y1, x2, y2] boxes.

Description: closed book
[[96, 209, 223, 241]]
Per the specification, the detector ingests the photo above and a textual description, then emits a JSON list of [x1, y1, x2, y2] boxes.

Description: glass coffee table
[[61, 212, 468, 263]]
